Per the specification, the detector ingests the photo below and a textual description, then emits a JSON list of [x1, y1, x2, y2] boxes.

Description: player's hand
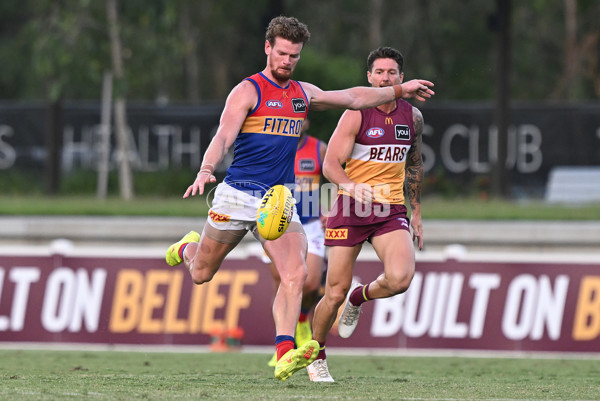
[[401, 79, 435, 102], [342, 182, 374, 205], [411, 213, 424, 251], [183, 171, 216, 198]]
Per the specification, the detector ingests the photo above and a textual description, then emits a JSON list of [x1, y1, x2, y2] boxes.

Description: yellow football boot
[[294, 321, 312, 348], [267, 352, 277, 367], [274, 340, 318, 381], [165, 231, 200, 266]]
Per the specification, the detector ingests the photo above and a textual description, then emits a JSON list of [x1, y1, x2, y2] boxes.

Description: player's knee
[[189, 261, 218, 285], [279, 262, 308, 288], [326, 284, 347, 307], [388, 269, 415, 294], [190, 270, 214, 285]]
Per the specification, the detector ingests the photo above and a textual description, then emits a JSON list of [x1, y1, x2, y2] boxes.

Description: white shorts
[[207, 182, 300, 231], [261, 217, 325, 263], [303, 218, 326, 258]]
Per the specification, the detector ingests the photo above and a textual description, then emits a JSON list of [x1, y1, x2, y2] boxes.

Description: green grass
[[423, 197, 600, 220], [0, 350, 598, 400], [1, 194, 600, 220], [0, 195, 210, 217]]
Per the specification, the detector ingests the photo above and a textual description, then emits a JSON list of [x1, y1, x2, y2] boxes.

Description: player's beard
[[271, 66, 293, 82]]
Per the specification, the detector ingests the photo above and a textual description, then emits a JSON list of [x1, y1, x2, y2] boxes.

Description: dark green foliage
[[1, 1, 599, 103]]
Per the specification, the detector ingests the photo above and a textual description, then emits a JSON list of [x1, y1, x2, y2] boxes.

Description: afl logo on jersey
[[366, 127, 385, 138], [266, 100, 283, 109]]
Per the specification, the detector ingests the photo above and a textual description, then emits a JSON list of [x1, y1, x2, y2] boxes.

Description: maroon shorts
[[324, 194, 410, 247]]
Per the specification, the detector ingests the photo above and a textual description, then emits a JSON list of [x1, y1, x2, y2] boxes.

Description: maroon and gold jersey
[[342, 99, 415, 205]]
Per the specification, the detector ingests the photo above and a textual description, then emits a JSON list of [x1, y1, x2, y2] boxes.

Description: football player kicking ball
[[265, 119, 328, 367], [308, 47, 426, 382], [165, 16, 434, 382]]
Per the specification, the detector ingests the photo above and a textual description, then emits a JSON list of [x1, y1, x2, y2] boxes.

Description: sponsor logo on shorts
[[292, 98, 307, 113], [398, 218, 409, 228], [325, 228, 348, 240], [266, 100, 283, 109], [209, 210, 231, 223], [395, 125, 410, 140], [367, 127, 384, 138]]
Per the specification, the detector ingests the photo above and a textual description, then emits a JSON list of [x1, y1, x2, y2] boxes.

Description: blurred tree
[[178, 0, 202, 102], [0, 0, 598, 102], [107, 0, 133, 200], [293, 47, 364, 141], [551, 0, 600, 99], [18, 0, 108, 100], [368, 0, 383, 50], [9, 0, 108, 194], [0, 1, 38, 99], [511, 0, 600, 100], [579, 0, 600, 96]]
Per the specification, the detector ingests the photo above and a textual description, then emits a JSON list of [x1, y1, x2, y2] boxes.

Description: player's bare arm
[[301, 79, 434, 111], [183, 82, 257, 198], [405, 107, 425, 250], [322, 110, 373, 204]]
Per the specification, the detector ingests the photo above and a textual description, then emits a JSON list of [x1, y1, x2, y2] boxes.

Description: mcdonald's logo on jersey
[[385, 117, 394, 125]]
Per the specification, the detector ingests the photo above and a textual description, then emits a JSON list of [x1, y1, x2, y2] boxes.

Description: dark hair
[[366, 47, 404, 72], [265, 16, 311, 46]]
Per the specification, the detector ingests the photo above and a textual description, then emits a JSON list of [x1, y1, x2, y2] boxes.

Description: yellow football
[[256, 185, 294, 241]]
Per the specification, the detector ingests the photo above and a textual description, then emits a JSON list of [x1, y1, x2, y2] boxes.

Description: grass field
[[0, 349, 599, 400]]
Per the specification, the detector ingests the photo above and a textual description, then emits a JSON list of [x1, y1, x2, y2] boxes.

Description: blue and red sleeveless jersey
[[294, 135, 323, 223], [224, 72, 309, 197]]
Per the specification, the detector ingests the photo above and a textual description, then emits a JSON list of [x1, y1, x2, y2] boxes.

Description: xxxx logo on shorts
[[209, 210, 231, 223], [325, 228, 348, 240]]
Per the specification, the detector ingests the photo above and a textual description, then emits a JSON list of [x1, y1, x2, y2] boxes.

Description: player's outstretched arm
[[303, 80, 434, 111]]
